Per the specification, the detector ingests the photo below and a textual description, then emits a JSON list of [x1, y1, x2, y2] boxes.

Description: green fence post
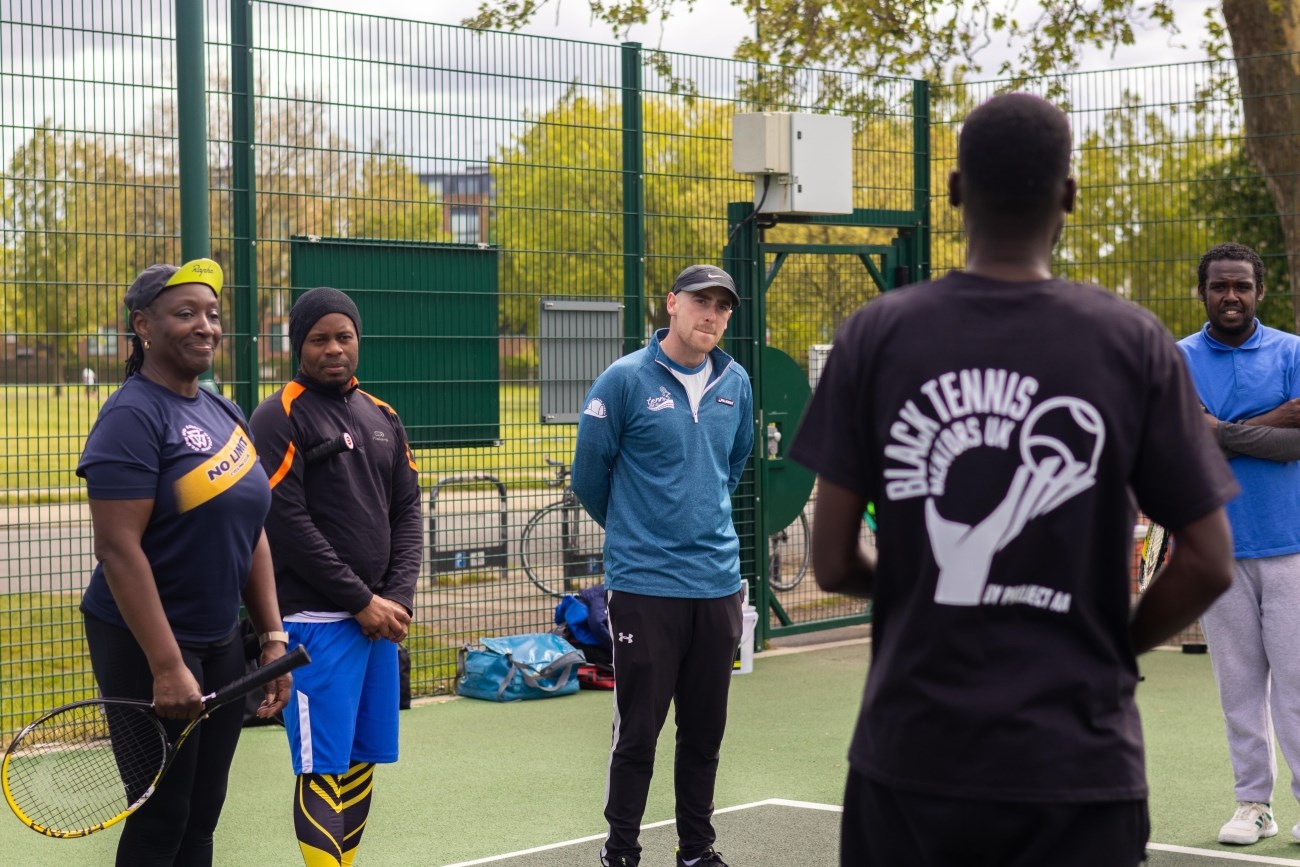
[[175, 0, 216, 393], [724, 200, 767, 646], [913, 79, 931, 283], [621, 42, 646, 354], [230, 0, 258, 413]]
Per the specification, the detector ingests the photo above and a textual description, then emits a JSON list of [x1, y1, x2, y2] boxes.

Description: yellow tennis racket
[[2, 645, 308, 838]]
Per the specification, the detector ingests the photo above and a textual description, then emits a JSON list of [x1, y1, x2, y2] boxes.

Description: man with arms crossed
[[1179, 242, 1300, 846], [790, 93, 1237, 867], [572, 264, 754, 867], [251, 287, 422, 867]]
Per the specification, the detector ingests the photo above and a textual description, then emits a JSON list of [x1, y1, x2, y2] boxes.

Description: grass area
[[0, 386, 108, 501], [416, 382, 577, 486], [0, 591, 97, 738], [0, 588, 483, 737], [0, 378, 584, 734], [0, 381, 576, 503]]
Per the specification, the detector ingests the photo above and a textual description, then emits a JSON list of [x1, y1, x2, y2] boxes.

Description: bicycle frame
[[521, 457, 607, 596], [559, 488, 603, 591]]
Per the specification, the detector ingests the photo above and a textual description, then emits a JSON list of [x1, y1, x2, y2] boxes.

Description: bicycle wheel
[[769, 510, 810, 591], [520, 501, 605, 597]]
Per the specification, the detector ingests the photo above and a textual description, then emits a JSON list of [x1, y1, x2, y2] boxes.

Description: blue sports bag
[[456, 633, 586, 701]]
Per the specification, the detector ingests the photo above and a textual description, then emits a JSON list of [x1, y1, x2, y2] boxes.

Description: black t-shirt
[[789, 272, 1238, 802]]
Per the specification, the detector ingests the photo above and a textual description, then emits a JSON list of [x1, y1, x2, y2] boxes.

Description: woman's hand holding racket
[[149, 660, 205, 720], [2, 645, 310, 838]]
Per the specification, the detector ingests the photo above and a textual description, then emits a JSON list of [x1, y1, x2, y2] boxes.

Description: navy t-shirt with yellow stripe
[[77, 375, 271, 643]]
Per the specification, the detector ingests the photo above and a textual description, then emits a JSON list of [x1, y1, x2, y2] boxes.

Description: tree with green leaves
[[467, 0, 1300, 328], [1188, 141, 1292, 331], [491, 89, 741, 335], [490, 86, 929, 353], [347, 149, 445, 243], [3, 125, 145, 381]]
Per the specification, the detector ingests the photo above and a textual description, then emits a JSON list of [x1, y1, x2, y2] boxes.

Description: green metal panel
[[758, 346, 814, 534], [290, 237, 501, 449]]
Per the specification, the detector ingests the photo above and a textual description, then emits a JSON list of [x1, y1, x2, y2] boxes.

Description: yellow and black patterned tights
[[294, 763, 375, 867]]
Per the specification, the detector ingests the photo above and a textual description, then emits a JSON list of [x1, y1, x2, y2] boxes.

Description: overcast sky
[[0, 0, 1227, 172], [319, 0, 1222, 71]]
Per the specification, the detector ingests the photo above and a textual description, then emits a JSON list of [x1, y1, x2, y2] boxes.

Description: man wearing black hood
[[250, 286, 422, 867]]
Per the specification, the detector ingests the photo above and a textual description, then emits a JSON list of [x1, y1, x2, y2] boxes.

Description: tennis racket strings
[[4, 644, 309, 838], [1138, 521, 1170, 592], [3, 700, 167, 835]]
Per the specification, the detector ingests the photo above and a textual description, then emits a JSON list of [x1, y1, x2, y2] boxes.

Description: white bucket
[[733, 605, 758, 675]]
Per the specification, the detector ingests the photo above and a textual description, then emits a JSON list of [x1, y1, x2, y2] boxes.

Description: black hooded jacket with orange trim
[[249, 373, 422, 616]]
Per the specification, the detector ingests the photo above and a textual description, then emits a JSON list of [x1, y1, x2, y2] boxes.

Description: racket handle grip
[[304, 433, 354, 464], [207, 645, 311, 709]]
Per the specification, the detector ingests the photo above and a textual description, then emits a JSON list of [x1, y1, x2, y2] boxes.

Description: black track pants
[[602, 590, 743, 860]]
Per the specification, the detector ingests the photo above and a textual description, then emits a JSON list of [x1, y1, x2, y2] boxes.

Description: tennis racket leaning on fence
[[1138, 521, 1171, 592], [2, 644, 310, 839]]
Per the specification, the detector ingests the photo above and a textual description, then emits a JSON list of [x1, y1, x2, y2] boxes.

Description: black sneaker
[[601, 854, 639, 867], [677, 848, 728, 867]]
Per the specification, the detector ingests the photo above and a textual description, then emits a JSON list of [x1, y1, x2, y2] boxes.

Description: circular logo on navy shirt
[[181, 424, 213, 452]]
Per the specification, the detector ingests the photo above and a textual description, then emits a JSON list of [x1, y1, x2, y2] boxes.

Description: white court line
[[445, 800, 1300, 866], [757, 637, 869, 659], [441, 831, 609, 866], [764, 798, 843, 813], [1146, 843, 1300, 864], [440, 799, 835, 866]]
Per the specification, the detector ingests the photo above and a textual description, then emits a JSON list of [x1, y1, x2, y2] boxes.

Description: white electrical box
[[732, 112, 853, 215], [733, 112, 791, 174]]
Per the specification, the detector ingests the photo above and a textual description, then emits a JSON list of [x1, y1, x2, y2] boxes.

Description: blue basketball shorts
[[284, 619, 400, 775]]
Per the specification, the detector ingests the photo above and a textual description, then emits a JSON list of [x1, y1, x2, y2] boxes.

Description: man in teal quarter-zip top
[[572, 264, 754, 867]]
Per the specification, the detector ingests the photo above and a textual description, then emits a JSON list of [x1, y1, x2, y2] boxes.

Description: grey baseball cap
[[672, 264, 740, 308]]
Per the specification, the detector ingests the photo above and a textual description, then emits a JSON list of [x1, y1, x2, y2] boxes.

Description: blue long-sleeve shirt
[[571, 329, 754, 598]]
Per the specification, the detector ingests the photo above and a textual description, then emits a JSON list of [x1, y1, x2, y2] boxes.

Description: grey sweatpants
[[1201, 552, 1300, 805]]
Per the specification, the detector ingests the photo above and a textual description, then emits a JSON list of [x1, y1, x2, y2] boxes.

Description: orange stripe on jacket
[[268, 381, 308, 489], [268, 442, 297, 489], [280, 381, 306, 415], [359, 389, 419, 471]]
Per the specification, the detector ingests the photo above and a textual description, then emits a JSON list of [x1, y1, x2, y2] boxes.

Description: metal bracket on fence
[[426, 474, 509, 586]]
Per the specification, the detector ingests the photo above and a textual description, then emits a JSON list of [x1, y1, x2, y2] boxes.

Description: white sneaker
[[1218, 801, 1278, 845], [1292, 819, 1300, 841]]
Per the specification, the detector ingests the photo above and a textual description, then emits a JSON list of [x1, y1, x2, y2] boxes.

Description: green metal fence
[[1, 0, 1289, 734], [931, 63, 1294, 332]]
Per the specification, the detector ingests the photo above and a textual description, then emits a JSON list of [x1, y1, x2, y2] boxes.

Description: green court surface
[[3, 642, 1300, 865]]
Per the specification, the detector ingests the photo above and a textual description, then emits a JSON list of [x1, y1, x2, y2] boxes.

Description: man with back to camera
[[571, 264, 754, 867], [250, 286, 422, 867], [789, 92, 1238, 866], [1178, 242, 1300, 846]]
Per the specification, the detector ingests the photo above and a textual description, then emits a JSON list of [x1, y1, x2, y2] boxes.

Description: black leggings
[[82, 613, 246, 867]]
